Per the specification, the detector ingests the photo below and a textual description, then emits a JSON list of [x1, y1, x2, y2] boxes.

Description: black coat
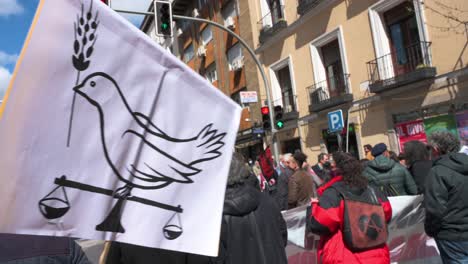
[[275, 166, 294, 211], [408, 159, 433, 194], [106, 184, 288, 264], [220, 184, 288, 264], [425, 153, 468, 241]]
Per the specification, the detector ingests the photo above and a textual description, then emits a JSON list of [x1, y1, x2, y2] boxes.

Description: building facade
[[141, 0, 268, 160], [244, 0, 468, 159]]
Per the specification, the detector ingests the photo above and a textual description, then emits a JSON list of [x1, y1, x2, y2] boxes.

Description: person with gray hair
[[424, 131, 468, 263], [274, 153, 294, 210]]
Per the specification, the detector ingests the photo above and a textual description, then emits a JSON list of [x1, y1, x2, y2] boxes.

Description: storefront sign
[[423, 114, 459, 139], [240, 91, 258, 103], [395, 120, 427, 152]]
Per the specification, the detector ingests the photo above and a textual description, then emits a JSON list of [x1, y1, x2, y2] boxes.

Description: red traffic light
[[261, 106, 269, 115]]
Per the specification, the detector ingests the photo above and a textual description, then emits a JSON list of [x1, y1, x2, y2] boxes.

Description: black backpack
[[332, 185, 388, 252]]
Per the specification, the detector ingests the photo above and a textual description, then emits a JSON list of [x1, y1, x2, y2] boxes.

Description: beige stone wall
[[423, 0, 468, 74], [243, 0, 468, 158]]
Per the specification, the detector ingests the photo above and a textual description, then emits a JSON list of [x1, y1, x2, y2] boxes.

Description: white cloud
[[0, 66, 12, 100], [0, 0, 24, 17], [0, 51, 18, 66]]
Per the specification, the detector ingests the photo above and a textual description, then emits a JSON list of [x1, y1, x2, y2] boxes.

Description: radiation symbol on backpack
[[358, 213, 384, 240]]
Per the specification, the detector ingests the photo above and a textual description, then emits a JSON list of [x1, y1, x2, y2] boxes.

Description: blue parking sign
[[328, 110, 344, 133]]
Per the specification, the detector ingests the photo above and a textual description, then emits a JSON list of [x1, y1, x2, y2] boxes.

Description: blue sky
[[0, 0, 151, 100]]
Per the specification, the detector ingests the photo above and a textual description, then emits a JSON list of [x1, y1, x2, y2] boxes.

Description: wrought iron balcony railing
[[258, 5, 287, 45], [366, 41, 436, 93], [307, 74, 353, 112], [297, 0, 325, 16]]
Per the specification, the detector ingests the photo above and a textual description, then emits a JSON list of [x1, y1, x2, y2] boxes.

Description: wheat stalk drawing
[[67, 1, 100, 147]]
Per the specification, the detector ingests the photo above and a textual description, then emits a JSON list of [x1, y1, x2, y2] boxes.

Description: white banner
[[0, 0, 241, 257], [284, 196, 442, 264]]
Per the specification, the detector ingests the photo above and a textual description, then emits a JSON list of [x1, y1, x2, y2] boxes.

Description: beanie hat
[[371, 143, 387, 157]]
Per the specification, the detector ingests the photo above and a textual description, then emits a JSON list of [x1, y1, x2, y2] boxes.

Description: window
[[368, 0, 430, 80], [222, 0, 239, 24], [201, 25, 213, 45], [183, 44, 195, 63], [309, 26, 350, 96], [205, 63, 217, 83], [384, 2, 422, 76], [275, 66, 295, 112], [227, 44, 243, 70], [259, 0, 284, 28], [321, 40, 346, 97]]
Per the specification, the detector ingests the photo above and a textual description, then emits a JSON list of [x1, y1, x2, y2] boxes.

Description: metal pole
[[172, 15, 279, 162], [346, 107, 351, 153], [107, 6, 280, 163]]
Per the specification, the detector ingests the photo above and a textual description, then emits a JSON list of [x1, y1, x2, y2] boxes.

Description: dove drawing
[[73, 72, 226, 190]]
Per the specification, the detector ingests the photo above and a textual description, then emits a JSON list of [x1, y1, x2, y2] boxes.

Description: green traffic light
[[161, 23, 168, 30], [276, 121, 284, 129]]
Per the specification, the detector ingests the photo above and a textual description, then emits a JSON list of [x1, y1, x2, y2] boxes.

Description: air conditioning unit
[[192, 8, 200, 17], [197, 45, 207, 57], [231, 58, 244, 71], [224, 16, 235, 29]]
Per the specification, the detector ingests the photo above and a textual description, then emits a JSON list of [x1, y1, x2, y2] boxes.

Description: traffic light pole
[[107, 4, 280, 163], [171, 15, 279, 163]]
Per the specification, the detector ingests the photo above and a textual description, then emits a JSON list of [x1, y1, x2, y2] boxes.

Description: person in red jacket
[[308, 152, 392, 263]]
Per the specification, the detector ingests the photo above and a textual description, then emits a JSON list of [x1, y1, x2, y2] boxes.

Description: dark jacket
[[308, 179, 392, 263], [275, 165, 294, 210], [363, 155, 418, 196], [0, 234, 90, 263], [424, 153, 468, 241], [311, 164, 329, 181], [288, 169, 314, 209], [106, 184, 287, 264], [221, 184, 287, 264], [408, 159, 433, 194]]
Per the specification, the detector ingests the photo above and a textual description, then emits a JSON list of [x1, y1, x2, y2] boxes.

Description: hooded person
[[425, 131, 468, 263], [104, 153, 287, 264], [363, 143, 418, 196]]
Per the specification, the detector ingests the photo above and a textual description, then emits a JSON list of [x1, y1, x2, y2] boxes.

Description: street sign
[[240, 91, 258, 103], [328, 110, 344, 133]]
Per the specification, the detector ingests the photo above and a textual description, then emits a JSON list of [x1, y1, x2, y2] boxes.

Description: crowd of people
[[247, 131, 468, 264], [1, 131, 467, 264]]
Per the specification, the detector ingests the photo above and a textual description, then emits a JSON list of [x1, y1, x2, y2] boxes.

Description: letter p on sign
[[327, 110, 344, 133]]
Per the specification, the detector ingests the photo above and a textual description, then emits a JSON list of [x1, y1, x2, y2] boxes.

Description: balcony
[[367, 41, 436, 93], [273, 94, 299, 122], [258, 5, 287, 45], [308, 74, 353, 113], [297, 0, 325, 16]]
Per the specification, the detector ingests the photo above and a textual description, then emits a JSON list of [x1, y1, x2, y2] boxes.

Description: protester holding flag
[[308, 152, 392, 263]]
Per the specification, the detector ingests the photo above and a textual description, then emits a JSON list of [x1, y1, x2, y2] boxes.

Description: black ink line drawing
[[40, 0, 227, 240], [67, 1, 100, 147]]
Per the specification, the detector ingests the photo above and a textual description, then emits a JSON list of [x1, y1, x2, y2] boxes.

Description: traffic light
[[154, 1, 173, 37], [261, 106, 271, 130], [274, 105, 284, 129]]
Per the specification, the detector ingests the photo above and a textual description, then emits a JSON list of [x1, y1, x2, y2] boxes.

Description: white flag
[[0, 0, 241, 256]]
